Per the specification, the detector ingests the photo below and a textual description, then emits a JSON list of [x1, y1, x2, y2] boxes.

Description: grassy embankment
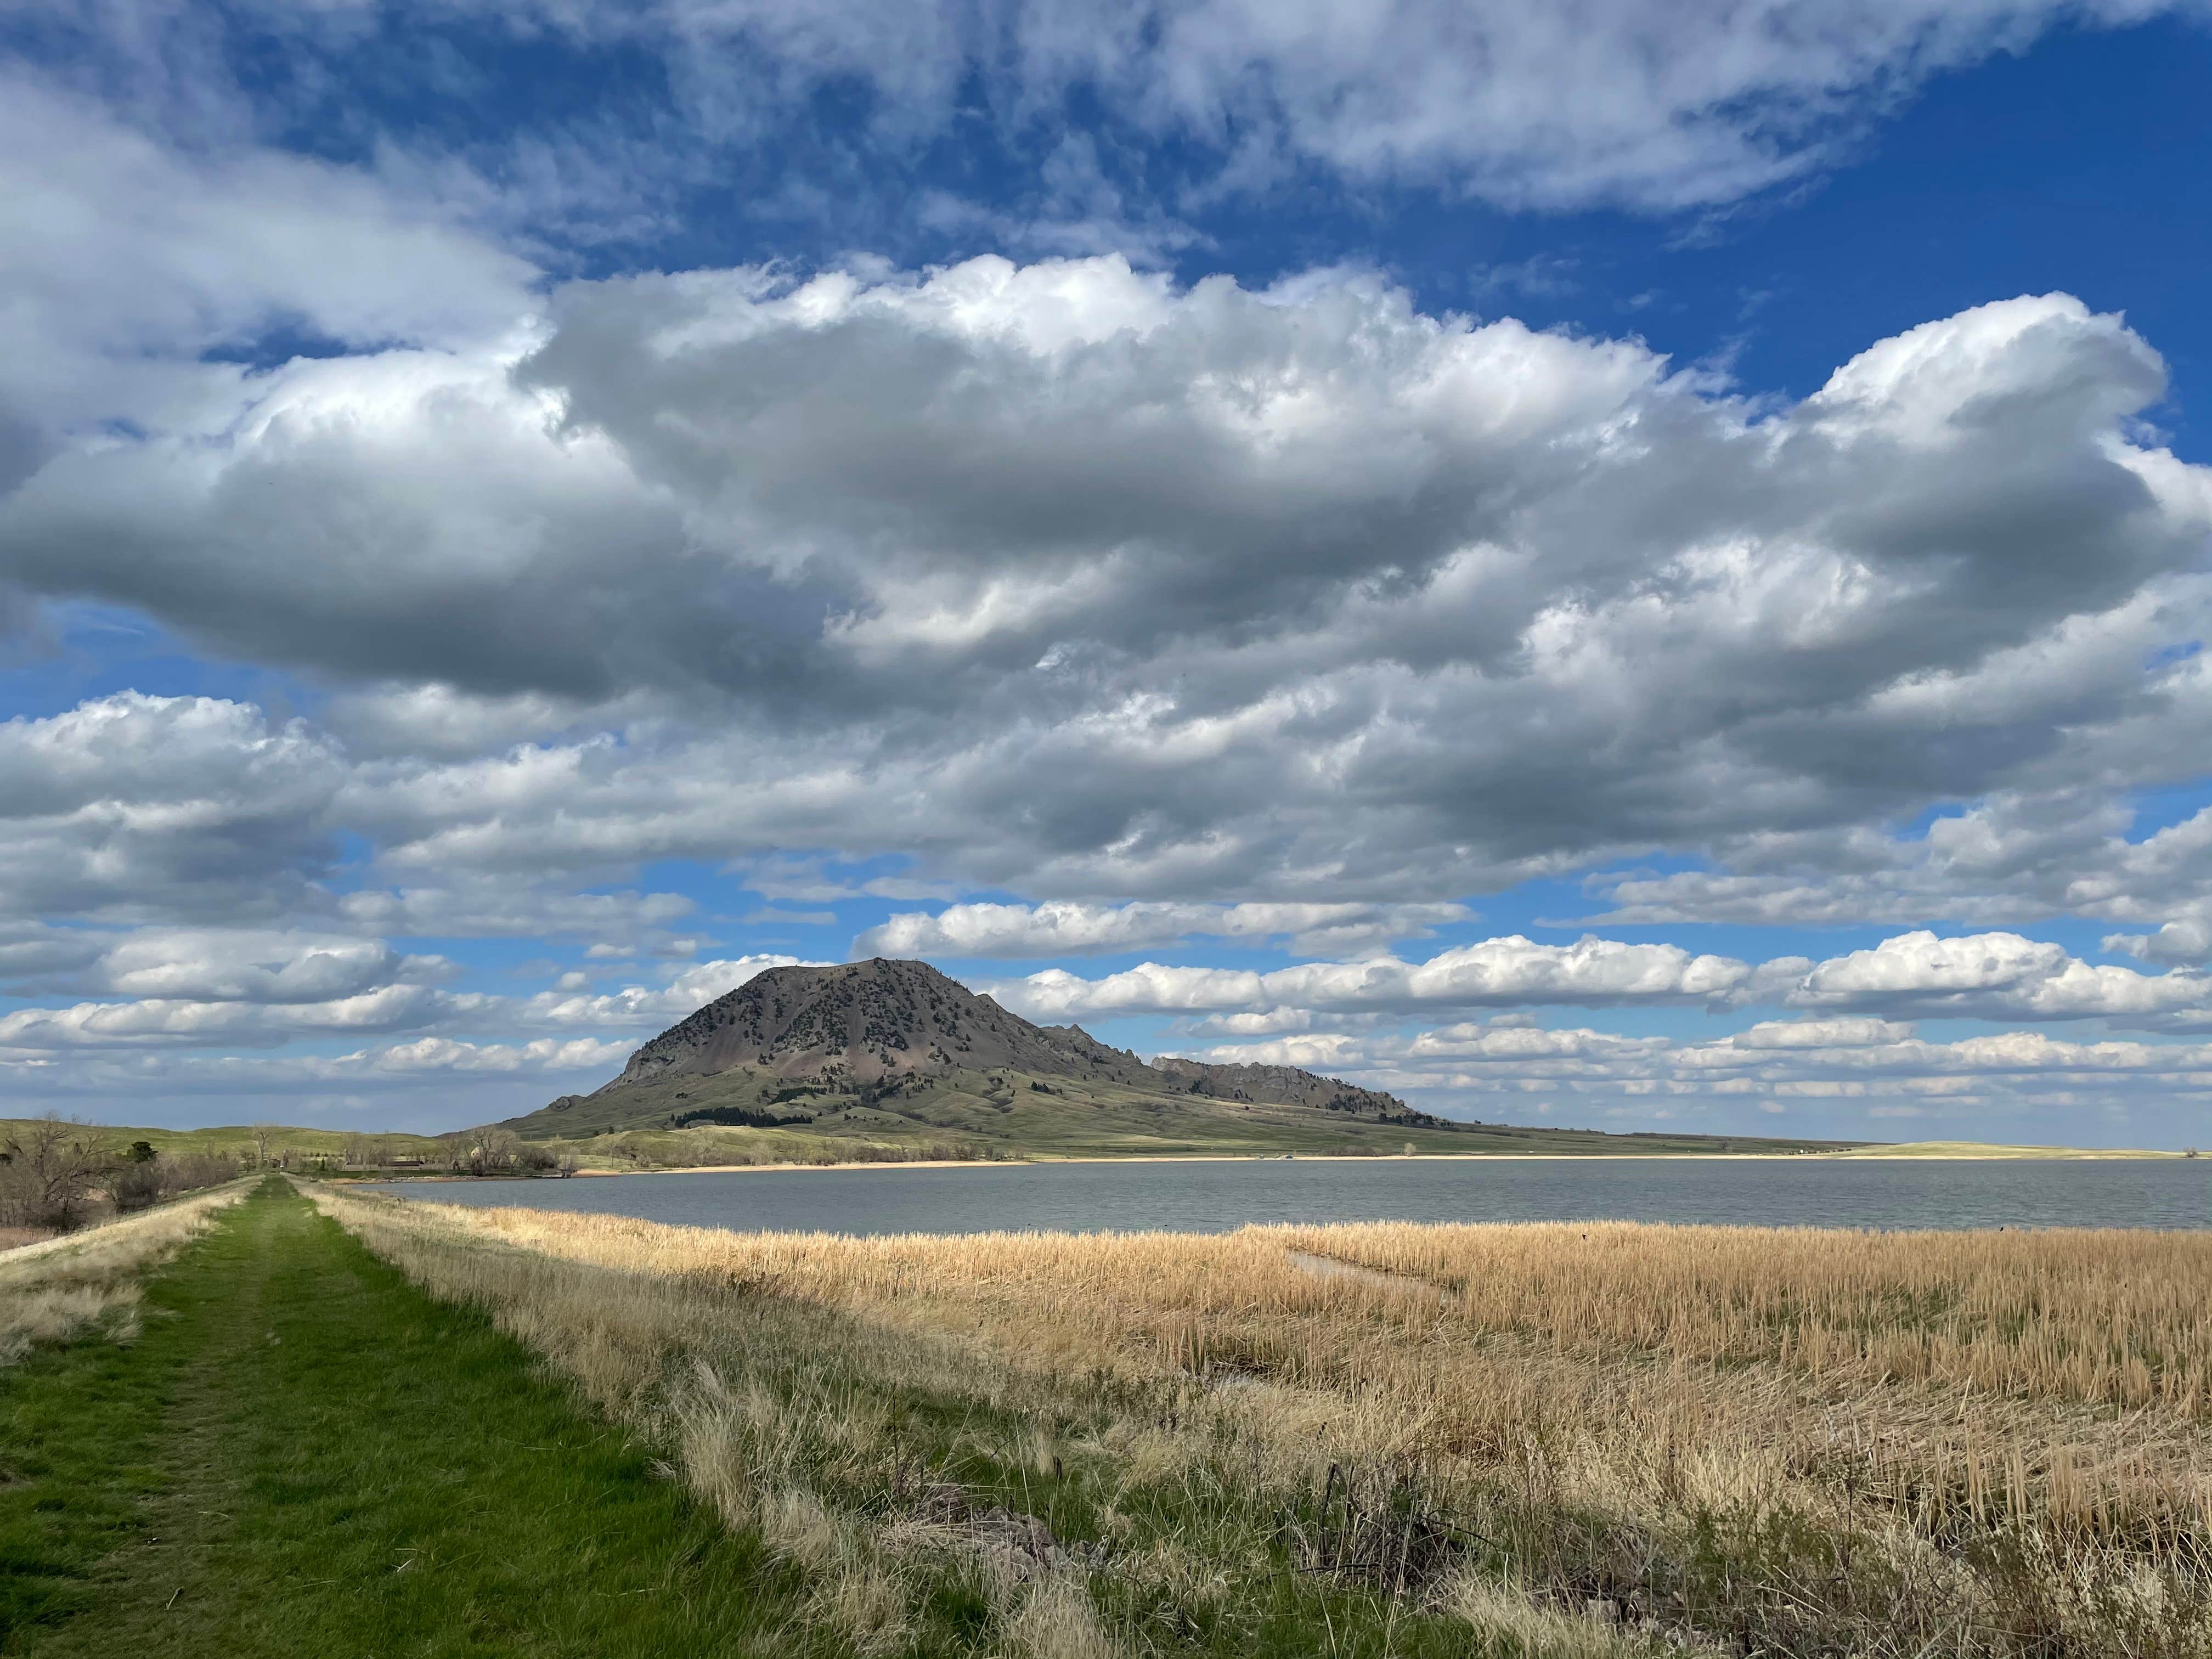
[[0, 1184, 249, 1365], [300, 1185, 2212, 1658], [0, 1180, 816, 1656]]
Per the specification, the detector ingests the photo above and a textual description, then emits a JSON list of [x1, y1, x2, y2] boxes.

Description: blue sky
[[4, 0, 2212, 1144]]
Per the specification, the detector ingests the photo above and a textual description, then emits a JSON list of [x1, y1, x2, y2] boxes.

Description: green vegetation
[[0, 1119, 449, 1172], [0, 1181, 809, 1656], [509, 1065, 1865, 1162]]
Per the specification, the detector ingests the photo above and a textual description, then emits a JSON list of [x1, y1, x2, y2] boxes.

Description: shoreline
[[358, 1144, 2190, 1182]]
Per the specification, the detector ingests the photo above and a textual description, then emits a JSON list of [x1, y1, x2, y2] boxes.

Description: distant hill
[[502, 958, 1866, 1160], [1150, 1056, 1413, 1118], [601, 957, 1158, 1090]]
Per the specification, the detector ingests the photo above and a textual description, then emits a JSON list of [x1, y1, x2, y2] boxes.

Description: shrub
[[110, 1159, 163, 1213]]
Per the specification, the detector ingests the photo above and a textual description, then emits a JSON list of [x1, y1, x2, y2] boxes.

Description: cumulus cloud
[[853, 900, 1470, 958], [0, 985, 494, 1052], [0, 74, 533, 441], [995, 935, 1756, 1020], [994, 930, 2212, 1030], [0, 693, 343, 926], [10, 270, 2205, 912], [513, 955, 818, 1030], [0, 1034, 633, 1087], [1791, 931, 2212, 1025], [0, 936, 802, 1054], [89, 930, 451, 1003], [1184, 1018, 2212, 1139], [1589, 787, 2212, 938], [336, 883, 697, 944]]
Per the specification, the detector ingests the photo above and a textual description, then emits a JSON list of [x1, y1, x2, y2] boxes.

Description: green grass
[[0, 1180, 806, 1657], [0, 1120, 451, 1168]]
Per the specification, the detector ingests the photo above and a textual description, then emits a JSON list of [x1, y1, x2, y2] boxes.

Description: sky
[[4, 2, 2212, 1146]]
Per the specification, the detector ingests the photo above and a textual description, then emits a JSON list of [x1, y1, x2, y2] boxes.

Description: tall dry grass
[[1272, 1221, 2212, 1415], [305, 1186, 2212, 1658], [0, 1180, 249, 1365]]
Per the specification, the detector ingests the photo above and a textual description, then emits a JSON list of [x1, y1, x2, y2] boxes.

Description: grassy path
[[0, 1181, 803, 1657]]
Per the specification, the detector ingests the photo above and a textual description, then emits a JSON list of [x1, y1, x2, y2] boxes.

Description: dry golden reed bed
[[308, 1188, 2212, 1658]]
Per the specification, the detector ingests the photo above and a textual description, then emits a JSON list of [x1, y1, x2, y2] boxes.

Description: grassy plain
[[307, 1186, 2212, 1657]]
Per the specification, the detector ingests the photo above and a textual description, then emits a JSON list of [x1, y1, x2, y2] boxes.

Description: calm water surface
[[368, 1156, 2212, 1235]]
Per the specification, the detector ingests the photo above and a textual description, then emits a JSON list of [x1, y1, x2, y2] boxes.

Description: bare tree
[[469, 1127, 521, 1175], [0, 1115, 119, 1231], [249, 1123, 278, 1168]]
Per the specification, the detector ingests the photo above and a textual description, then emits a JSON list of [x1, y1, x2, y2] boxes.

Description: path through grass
[[0, 1180, 804, 1657]]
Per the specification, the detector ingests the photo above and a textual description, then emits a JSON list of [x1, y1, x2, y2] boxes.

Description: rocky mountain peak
[[604, 958, 1152, 1090]]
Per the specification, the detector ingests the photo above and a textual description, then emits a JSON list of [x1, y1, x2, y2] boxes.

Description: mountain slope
[[601, 958, 1151, 1089], [503, 958, 1865, 1159], [1150, 1057, 1414, 1118]]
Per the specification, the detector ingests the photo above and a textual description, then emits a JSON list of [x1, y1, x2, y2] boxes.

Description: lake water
[[366, 1156, 2212, 1236]]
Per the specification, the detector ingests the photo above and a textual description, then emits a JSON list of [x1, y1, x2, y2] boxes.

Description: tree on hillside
[[250, 1123, 278, 1167]]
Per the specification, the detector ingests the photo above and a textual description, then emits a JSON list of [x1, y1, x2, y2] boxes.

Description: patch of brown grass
[[0, 1181, 249, 1365]]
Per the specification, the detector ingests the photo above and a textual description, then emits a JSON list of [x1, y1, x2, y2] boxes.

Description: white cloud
[[91, 929, 450, 1003], [0, 984, 493, 1051], [853, 899, 1470, 958], [1187, 1017, 2212, 1142], [0, 692, 343, 926], [7, 274, 2208, 915], [15, 1034, 636, 1082], [0, 73, 533, 443], [995, 934, 1755, 1020], [993, 930, 2212, 1030], [513, 955, 817, 1030], [1793, 930, 2212, 1024], [23, 0, 2186, 218]]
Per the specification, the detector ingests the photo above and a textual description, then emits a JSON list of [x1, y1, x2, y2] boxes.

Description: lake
[[366, 1155, 2212, 1235]]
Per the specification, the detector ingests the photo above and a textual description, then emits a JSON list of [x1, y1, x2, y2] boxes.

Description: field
[[289, 1186, 2212, 1657], [7, 1182, 2208, 1654]]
